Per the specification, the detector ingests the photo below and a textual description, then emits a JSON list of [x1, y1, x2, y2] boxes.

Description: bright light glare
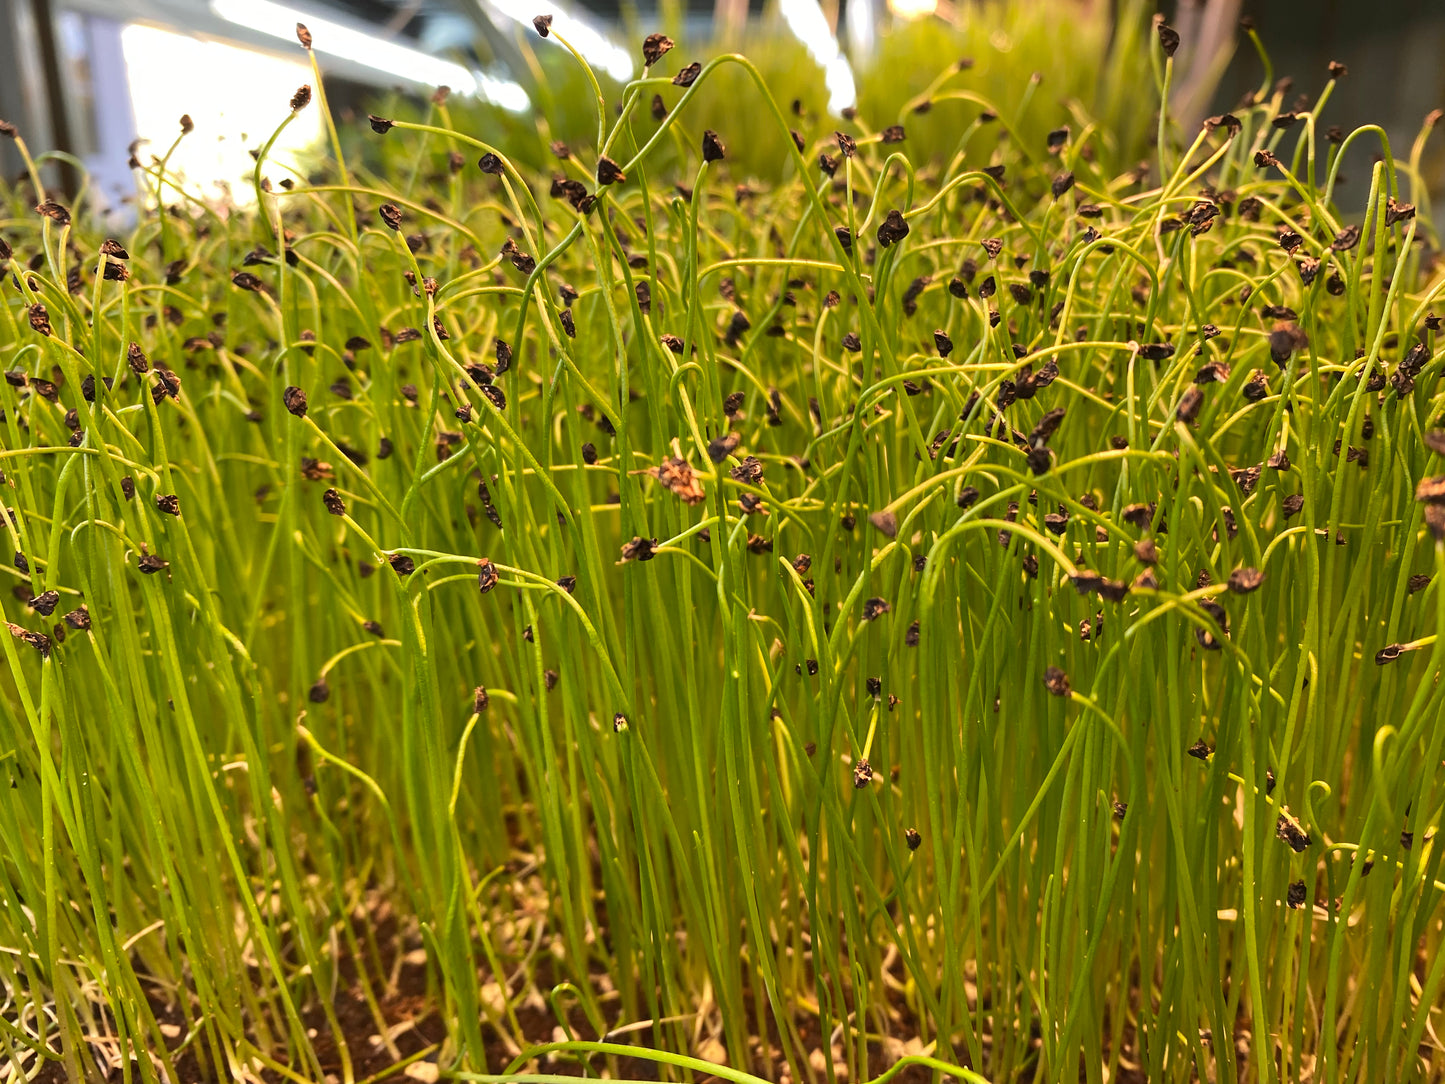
[[887, 0, 939, 19], [822, 57, 858, 114], [479, 0, 634, 83], [120, 23, 323, 204], [778, 0, 857, 113], [210, 0, 529, 112]]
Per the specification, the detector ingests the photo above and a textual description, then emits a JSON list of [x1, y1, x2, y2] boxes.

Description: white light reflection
[[211, 0, 529, 111], [478, 0, 634, 83], [778, 0, 857, 114]]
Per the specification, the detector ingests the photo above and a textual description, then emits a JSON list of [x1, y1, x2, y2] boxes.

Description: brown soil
[[16, 901, 1154, 1084]]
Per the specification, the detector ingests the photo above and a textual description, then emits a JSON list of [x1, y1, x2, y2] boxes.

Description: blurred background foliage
[[345, 0, 1162, 193], [3, 0, 1439, 214]]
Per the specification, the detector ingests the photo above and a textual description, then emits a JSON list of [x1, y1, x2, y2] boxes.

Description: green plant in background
[[421, 0, 1164, 186], [854, 0, 1154, 173], [2, 6, 1445, 1084]]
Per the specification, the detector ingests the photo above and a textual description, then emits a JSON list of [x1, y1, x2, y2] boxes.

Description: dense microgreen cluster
[[3, 8, 1445, 1084]]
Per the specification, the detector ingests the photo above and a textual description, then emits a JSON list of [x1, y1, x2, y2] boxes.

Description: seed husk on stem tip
[[478, 559, 499, 593], [642, 32, 674, 67], [1157, 21, 1180, 56], [861, 597, 890, 621], [596, 156, 626, 185], [283, 386, 307, 417], [877, 210, 909, 247]]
